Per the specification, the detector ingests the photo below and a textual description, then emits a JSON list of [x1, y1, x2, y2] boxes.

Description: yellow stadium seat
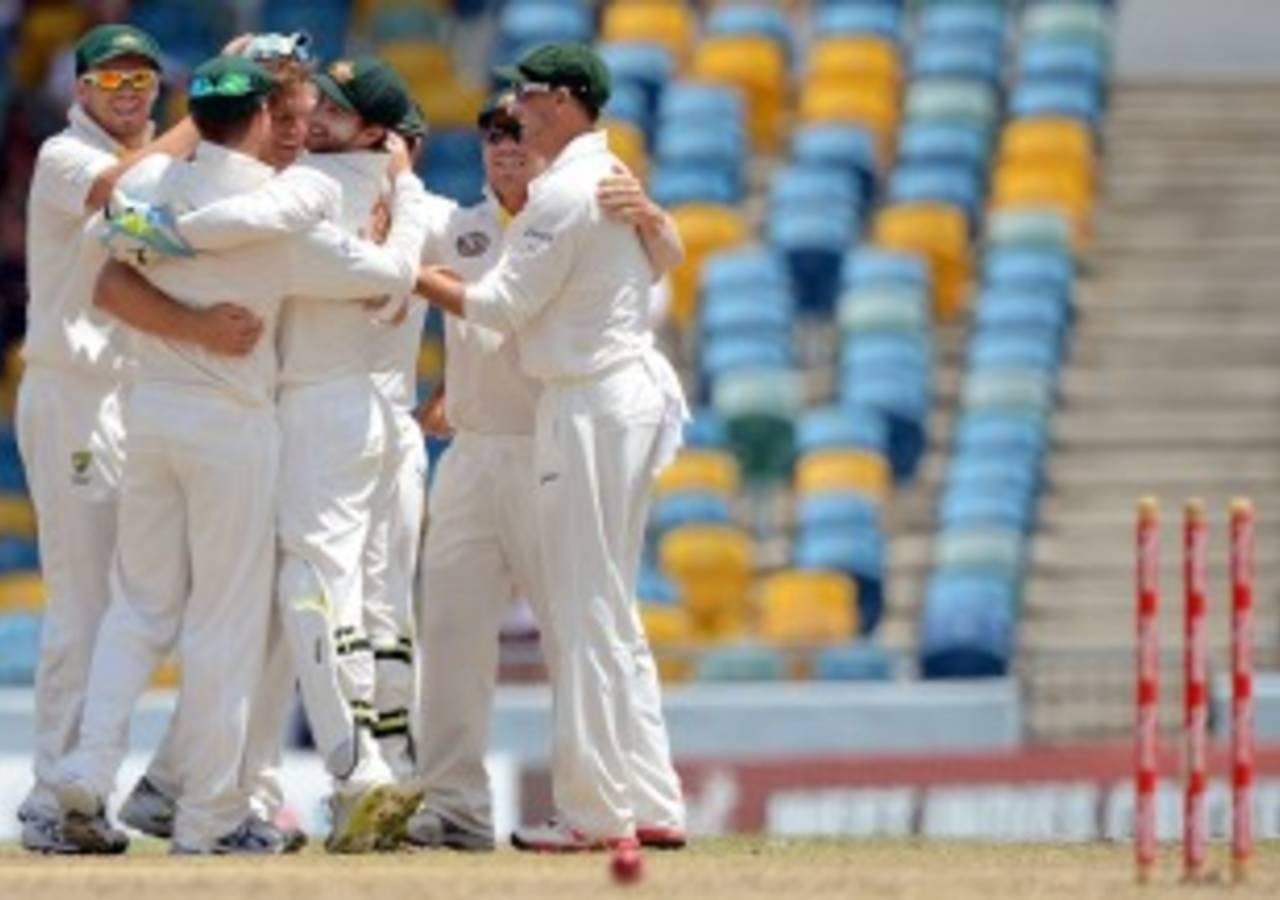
[[670, 205, 750, 329], [604, 119, 648, 182], [655, 449, 741, 499], [602, 2, 697, 64], [873, 203, 973, 319], [640, 604, 695, 681], [799, 80, 899, 162], [660, 524, 753, 640], [758, 570, 858, 647], [808, 37, 902, 93], [999, 117, 1097, 192], [0, 572, 44, 613], [0, 495, 36, 538], [794, 450, 891, 502], [416, 337, 444, 383], [692, 36, 788, 152], [14, 5, 87, 88], [379, 40, 454, 86], [414, 78, 488, 130], [990, 162, 1093, 246]]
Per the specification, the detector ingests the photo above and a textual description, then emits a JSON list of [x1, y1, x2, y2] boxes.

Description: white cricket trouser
[[364, 403, 426, 777], [276, 377, 385, 779], [14, 366, 125, 821], [534, 359, 685, 839], [416, 430, 554, 837], [59, 384, 278, 848]]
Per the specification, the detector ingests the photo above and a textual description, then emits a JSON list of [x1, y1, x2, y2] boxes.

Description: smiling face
[[75, 54, 160, 144], [266, 79, 317, 169]]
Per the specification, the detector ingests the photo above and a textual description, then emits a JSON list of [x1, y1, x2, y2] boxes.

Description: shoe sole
[[638, 832, 688, 850], [511, 833, 633, 854], [326, 785, 401, 854]]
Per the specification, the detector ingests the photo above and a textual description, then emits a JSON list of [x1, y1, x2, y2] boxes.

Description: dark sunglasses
[[483, 119, 522, 146]]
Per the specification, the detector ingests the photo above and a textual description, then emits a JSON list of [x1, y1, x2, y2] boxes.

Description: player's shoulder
[[34, 128, 113, 173], [117, 154, 176, 199]]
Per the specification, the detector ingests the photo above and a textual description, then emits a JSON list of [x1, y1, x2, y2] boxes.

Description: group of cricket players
[[15, 22, 689, 856]]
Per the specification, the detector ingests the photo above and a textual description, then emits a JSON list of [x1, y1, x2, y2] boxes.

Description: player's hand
[[222, 33, 254, 56], [597, 164, 660, 228], [385, 132, 410, 178], [415, 387, 451, 438], [197, 303, 263, 356], [367, 197, 391, 245], [426, 265, 462, 284]]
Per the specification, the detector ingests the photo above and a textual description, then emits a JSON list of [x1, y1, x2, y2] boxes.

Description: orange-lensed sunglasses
[[80, 69, 158, 92]]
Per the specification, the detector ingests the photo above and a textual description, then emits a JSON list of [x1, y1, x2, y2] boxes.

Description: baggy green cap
[[75, 24, 163, 76], [187, 56, 274, 117], [493, 42, 611, 114], [313, 57, 413, 129]]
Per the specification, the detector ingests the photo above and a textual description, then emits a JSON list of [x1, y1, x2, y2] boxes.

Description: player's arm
[[415, 190, 580, 330], [93, 260, 264, 355], [173, 166, 342, 250], [286, 170, 432, 300], [596, 167, 684, 276], [84, 118, 201, 213]]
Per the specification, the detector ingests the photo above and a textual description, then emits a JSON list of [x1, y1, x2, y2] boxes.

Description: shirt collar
[[67, 103, 156, 156], [528, 129, 607, 194]]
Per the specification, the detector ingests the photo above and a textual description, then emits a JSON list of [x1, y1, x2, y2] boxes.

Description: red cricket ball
[[610, 844, 645, 885]]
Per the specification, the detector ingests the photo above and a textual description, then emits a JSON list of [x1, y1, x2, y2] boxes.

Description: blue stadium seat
[[911, 40, 1003, 87], [919, 571, 1016, 678], [814, 639, 896, 681], [604, 82, 652, 135], [897, 121, 990, 172], [495, 2, 594, 66], [793, 531, 886, 634], [841, 331, 929, 377], [983, 248, 1074, 305], [813, 4, 903, 42], [839, 372, 929, 483], [939, 482, 1036, 531], [972, 287, 1071, 340], [684, 407, 729, 449], [791, 125, 879, 201], [1017, 39, 1107, 96], [638, 565, 680, 605], [700, 286, 795, 337], [705, 3, 794, 60], [650, 491, 733, 538], [659, 83, 747, 130], [919, 5, 1006, 52], [419, 130, 484, 205], [650, 163, 741, 207], [700, 247, 791, 296], [841, 247, 930, 293], [0, 612, 40, 685], [952, 412, 1049, 458], [767, 210, 857, 315], [1010, 79, 1102, 128], [769, 164, 864, 218], [968, 331, 1060, 373], [695, 644, 786, 682], [888, 162, 984, 230], [948, 455, 1041, 500], [796, 406, 890, 456], [0, 536, 39, 574], [701, 332, 793, 382], [598, 41, 675, 114], [838, 283, 930, 335], [797, 490, 882, 536], [655, 125, 745, 194]]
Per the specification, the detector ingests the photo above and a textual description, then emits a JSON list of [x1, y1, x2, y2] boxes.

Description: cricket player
[[53, 55, 432, 855], [14, 23, 227, 854], [414, 44, 688, 851]]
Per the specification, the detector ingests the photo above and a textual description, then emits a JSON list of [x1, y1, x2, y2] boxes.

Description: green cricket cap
[[398, 102, 429, 140], [75, 24, 162, 76], [314, 57, 413, 129], [476, 90, 516, 128], [493, 42, 611, 114], [187, 56, 274, 116]]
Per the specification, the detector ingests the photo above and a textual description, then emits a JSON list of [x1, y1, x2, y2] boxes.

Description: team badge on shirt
[[456, 231, 490, 258], [70, 450, 92, 487]]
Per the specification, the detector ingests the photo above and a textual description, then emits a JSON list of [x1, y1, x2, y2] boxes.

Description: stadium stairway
[[1017, 83, 1280, 740]]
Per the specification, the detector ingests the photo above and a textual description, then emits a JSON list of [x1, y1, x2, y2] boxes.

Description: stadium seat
[[0, 495, 36, 538], [962, 368, 1055, 417], [841, 330, 930, 378], [986, 207, 1074, 255], [873, 203, 973, 319], [659, 82, 747, 131], [758, 570, 859, 646], [0, 572, 44, 612], [604, 119, 649, 181], [792, 530, 886, 635], [982, 247, 1075, 305], [837, 283, 930, 335], [969, 332, 1060, 374], [700, 286, 795, 338], [796, 489, 882, 537], [939, 482, 1036, 531], [919, 4, 1006, 53], [695, 644, 785, 682], [650, 491, 733, 541], [800, 81, 900, 163], [604, 81, 653, 134], [934, 527, 1026, 576], [420, 129, 484, 204], [683, 408, 729, 449], [1016, 39, 1108, 99], [812, 3, 903, 43], [796, 406, 890, 457], [897, 120, 990, 175], [378, 39, 454, 87], [919, 571, 1016, 678], [0, 612, 40, 685], [711, 366, 806, 484], [701, 333, 793, 383], [972, 288, 1071, 343], [700, 246, 791, 297], [814, 639, 897, 681], [705, 2, 794, 61], [598, 41, 676, 120], [660, 524, 754, 639], [0, 535, 38, 574], [791, 124, 879, 200], [639, 564, 679, 605], [841, 247, 931, 293], [952, 412, 1050, 459], [415, 77, 489, 131], [807, 36, 903, 93], [1023, 3, 1111, 46], [905, 78, 999, 134], [640, 604, 695, 682], [888, 162, 984, 231], [602, 2, 697, 63], [999, 117, 1097, 188], [768, 210, 856, 315], [1009, 79, 1102, 130], [911, 40, 1003, 87], [692, 36, 788, 151], [654, 449, 741, 499], [651, 164, 739, 207], [795, 449, 891, 503], [770, 164, 863, 218], [838, 372, 929, 483], [670, 205, 750, 329]]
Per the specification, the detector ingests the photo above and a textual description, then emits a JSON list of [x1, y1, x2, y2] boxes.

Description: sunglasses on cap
[[483, 118, 522, 146], [80, 69, 157, 92], [189, 71, 258, 100], [245, 31, 311, 64]]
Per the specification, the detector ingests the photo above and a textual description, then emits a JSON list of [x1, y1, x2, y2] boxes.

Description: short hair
[[190, 95, 267, 145], [267, 60, 314, 112]]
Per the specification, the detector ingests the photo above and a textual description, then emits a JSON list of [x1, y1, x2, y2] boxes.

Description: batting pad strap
[[373, 708, 411, 738], [334, 626, 372, 656], [350, 700, 378, 731]]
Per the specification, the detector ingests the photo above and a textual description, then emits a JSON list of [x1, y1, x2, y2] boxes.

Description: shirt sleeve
[[419, 195, 459, 264], [30, 136, 116, 219], [462, 185, 582, 334], [175, 166, 342, 251], [283, 172, 430, 300]]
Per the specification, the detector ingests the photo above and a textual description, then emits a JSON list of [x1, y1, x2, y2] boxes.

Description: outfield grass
[[0, 839, 1277, 899]]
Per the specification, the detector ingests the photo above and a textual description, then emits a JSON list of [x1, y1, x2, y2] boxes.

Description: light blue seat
[[769, 164, 864, 218], [939, 483, 1036, 531], [695, 644, 786, 682], [768, 210, 858, 315], [841, 247, 930, 293], [888, 162, 984, 230], [684, 407, 729, 449], [701, 332, 793, 382], [793, 530, 886, 634], [598, 41, 675, 112], [650, 163, 740, 207], [796, 406, 890, 456], [986, 207, 1074, 254], [952, 412, 1048, 458], [814, 639, 897, 680], [700, 286, 795, 337], [0, 612, 40, 685], [603, 81, 651, 134], [841, 330, 930, 377], [969, 332, 1060, 373], [497, 2, 593, 57], [638, 565, 679, 605], [813, 4, 903, 42], [659, 83, 746, 130], [839, 371, 929, 483], [973, 288, 1071, 341], [655, 124, 745, 174], [919, 571, 1016, 678], [911, 40, 1003, 87], [983, 248, 1074, 305], [797, 489, 883, 535], [919, 5, 1006, 52], [837, 283, 930, 335], [0, 536, 39, 574], [700, 247, 791, 296], [650, 491, 733, 538], [1017, 39, 1107, 94], [897, 120, 990, 172], [947, 455, 1040, 499], [1010, 79, 1101, 128], [706, 3, 794, 60], [934, 527, 1025, 578], [791, 125, 879, 201]]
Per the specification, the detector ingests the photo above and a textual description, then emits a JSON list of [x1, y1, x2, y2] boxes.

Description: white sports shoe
[[405, 808, 495, 852], [119, 776, 176, 839], [171, 816, 286, 855], [510, 818, 637, 854], [19, 811, 80, 855]]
